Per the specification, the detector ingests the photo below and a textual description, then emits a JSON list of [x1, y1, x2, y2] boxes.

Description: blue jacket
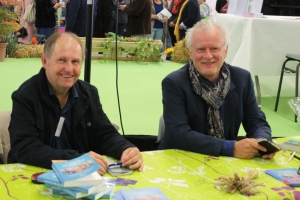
[[8, 68, 135, 169], [65, 0, 87, 37], [158, 63, 272, 156]]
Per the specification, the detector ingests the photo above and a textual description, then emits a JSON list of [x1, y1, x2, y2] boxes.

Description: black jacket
[[35, 0, 57, 28], [66, 0, 87, 37], [8, 68, 135, 169]]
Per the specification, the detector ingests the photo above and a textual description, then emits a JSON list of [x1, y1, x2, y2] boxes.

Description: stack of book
[[37, 153, 115, 199]]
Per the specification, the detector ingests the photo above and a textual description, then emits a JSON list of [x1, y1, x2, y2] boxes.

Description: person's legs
[[153, 29, 163, 40], [37, 28, 53, 39], [168, 26, 176, 46], [117, 23, 126, 36]]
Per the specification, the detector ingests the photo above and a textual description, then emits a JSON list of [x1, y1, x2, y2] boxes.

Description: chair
[[274, 54, 300, 122], [0, 111, 11, 164], [157, 115, 164, 142]]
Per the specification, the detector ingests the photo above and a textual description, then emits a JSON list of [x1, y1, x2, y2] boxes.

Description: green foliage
[[95, 34, 162, 62], [2, 33, 19, 56]]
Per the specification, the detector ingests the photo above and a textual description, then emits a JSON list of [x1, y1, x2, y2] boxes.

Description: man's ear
[[41, 53, 47, 69]]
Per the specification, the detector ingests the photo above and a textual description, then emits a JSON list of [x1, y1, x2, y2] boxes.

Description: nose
[[64, 61, 73, 72], [203, 49, 213, 59]]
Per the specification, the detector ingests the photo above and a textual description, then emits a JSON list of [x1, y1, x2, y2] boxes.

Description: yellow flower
[[164, 48, 174, 56]]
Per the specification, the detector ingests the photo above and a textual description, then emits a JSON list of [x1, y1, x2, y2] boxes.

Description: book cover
[[51, 153, 103, 187], [157, 8, 172, 23], [279, 140, 300, 153], [112, 188, 169, 200], [265, 168, 300, 186]]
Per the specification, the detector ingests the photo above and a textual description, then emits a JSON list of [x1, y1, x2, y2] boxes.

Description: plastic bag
[[23, 0, 36, 24], [288, 97, 300, 123]]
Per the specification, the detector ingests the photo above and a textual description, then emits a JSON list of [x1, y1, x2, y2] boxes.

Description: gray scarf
[[189, 61, 230, 138]]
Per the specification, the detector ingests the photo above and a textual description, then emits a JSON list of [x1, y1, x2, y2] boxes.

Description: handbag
[[23, 0, 36, 24]]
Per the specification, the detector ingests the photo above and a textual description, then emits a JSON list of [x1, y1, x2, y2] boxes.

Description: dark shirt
[[47, 81, 78, 150]]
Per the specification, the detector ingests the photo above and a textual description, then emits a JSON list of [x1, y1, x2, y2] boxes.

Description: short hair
[[185, 20, 230, 50], [43, 32, 84, 60]]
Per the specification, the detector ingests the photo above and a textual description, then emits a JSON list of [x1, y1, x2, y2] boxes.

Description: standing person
[[150, 0, 168, 42], [35, 0, 62, 40], [94, 0, 114, 38], [174, 0, 200, 42], [119, 0, 151, 38], [113, 0, 130, 36], [17, 0, 36, 44], [158, 20, 275, 159], [167, 0, 186, 46], [198, 0, 212, 19], [8, 32, 143, 174], [65, 0, 87, 37]]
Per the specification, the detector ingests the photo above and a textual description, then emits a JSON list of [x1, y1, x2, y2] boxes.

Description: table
[[214, 14, 300, 98], [0, 137, 300, 200]]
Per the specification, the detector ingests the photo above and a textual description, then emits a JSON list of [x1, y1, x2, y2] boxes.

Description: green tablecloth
[[1, 137, 300, 200]]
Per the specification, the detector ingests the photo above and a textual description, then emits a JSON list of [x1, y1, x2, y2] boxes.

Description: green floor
[[0, 58, 299, 137]]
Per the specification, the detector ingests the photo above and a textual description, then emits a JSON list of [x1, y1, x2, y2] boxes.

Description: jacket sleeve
[[65, 0, 81, 31], [124, 0, 147, 17], [161, 75, 225, 156], [8, 91, 81, 169]]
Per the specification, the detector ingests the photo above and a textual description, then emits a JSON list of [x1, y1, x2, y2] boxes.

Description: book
[[278, 140, 300, 153], [157, 8, 172, 23], [45, 183, 91, 199], [45, 179, 113, 199], [85, 182, 115, 200], [265, 168, 300, 186], [51, 153, 103, 187], [112, 188, 169, 200], [37, 170, 107, 188]]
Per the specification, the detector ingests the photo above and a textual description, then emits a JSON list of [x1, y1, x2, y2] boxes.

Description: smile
[[60, 74, 74, 78]]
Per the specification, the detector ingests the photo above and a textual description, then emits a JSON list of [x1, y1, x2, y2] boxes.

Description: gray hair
[[185, 20, 230, 50], [43, 32, 84, 60]]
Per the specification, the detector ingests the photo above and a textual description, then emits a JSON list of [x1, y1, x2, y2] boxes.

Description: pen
[[108, 161, 122, 167], [294, 154, 300, 161], [288, 151, 296, 162]]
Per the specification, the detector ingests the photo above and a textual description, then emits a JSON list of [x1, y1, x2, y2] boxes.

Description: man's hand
[[88, 151, 108, 175], [169, 22, 175, 27], [233, 138, 267, 159], [119, 5, 126, 11], [120, 147, 143, 172]]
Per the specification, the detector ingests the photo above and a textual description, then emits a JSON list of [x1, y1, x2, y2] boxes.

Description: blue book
[[112, 188, 169, 200], [51, 153, 103, 187], [45, 183, 91, 199], [265, 168, 300, 186], [38, 170, 108, 190]]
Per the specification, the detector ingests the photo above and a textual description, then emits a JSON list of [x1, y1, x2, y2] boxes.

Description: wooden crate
[[79, 37, 163, 62]]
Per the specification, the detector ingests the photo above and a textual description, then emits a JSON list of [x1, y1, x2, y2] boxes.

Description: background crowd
[[1, 0, 300, 50]]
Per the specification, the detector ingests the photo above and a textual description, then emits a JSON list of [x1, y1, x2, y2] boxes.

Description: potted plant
[[0, 1, 20, 61]]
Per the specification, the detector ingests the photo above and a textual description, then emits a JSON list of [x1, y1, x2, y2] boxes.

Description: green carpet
[[0, 58, 299, 137]]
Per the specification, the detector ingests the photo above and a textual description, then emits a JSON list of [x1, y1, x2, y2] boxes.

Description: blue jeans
[[37, 28, 53, 40], [150, 28, 164, 40]]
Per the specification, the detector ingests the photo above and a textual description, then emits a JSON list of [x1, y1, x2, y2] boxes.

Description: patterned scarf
[[189, 61, 230, 138], [171, 0, 183, 14]]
